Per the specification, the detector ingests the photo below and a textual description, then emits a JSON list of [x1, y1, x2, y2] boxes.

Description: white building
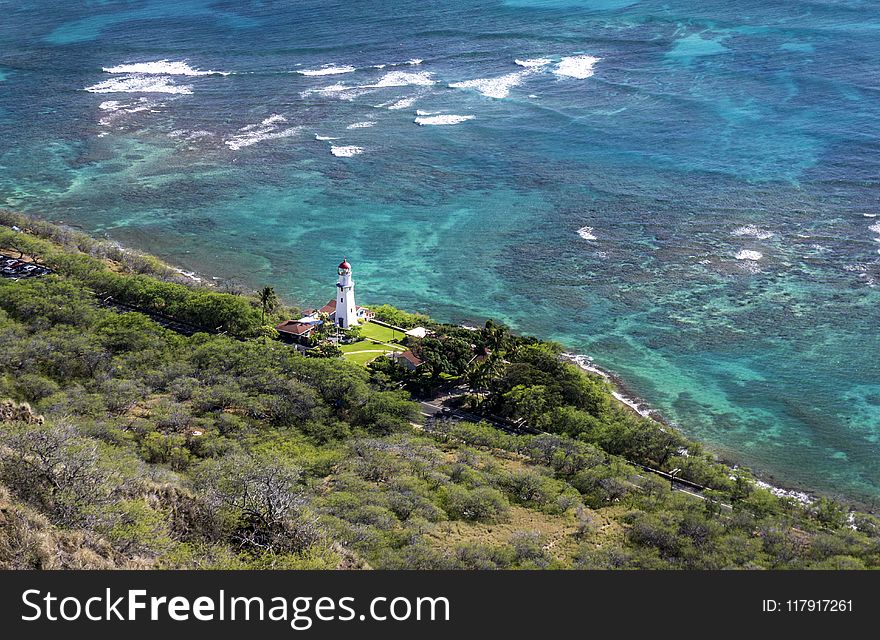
[[334, 257, 361, 329], [275, 257, 373, 340]]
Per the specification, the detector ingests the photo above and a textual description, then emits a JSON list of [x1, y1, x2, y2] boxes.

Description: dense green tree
[[411, 335, 473, 380]]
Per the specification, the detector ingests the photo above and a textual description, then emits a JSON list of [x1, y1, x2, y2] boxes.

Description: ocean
[[1, 0, 879, 503]]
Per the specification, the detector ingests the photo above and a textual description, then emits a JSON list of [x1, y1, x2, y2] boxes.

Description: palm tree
[[483, 319, 511, 353], [258, 286, 279, 325]]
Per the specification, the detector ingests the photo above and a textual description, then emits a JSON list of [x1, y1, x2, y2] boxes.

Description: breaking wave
[[732, 225, 774, 240], [515, 58, 552, 68], [449, 71, 527, 99], [577, 226, 597, 241], [297, 64, 356, 76], [553, 55, 600, 79], [735, 249, 763, 261], [386, 96, 418, 110], [225, 115, 301, 150], [330, 145, 364, 157], [85, 76, 193, 94], [367, 70, 436, 87], [102, 60, 229, 76], [414, 114, 475, 125]]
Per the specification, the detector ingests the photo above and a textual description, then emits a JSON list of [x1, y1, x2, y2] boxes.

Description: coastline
[[2, 213, 840, 510], [560, 352, 818, 507]]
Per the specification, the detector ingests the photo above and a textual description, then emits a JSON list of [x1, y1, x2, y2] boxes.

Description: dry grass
[[0, 484, 149, 569]]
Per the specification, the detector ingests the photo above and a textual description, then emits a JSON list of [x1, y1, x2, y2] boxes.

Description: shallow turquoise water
[[1, 1, 879, 502]]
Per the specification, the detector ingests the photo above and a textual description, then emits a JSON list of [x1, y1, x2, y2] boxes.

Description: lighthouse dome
[[338, 258, 351, 270]]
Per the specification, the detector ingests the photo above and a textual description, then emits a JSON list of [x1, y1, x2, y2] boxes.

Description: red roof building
[[390, 349, 423, 371], [275, 320, 318, 344]]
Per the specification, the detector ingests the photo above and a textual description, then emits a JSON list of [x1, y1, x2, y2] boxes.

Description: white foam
[[330, 145, 364, 157], [406, 58, 423, 66], [225, 115, 301, 150], [301, 70, 433, 102], [564, 353, 654, 418], [735, 249, 763, 261], [415, 109, 435, 116], [414, 114, 475, 126], [185, 130, 214, 140], [515, 58, 552, 68], [85, 75, 192, 94], [870, 222, 880, 253], [299, 82, 371, 101], [346, 121, 376, 129], [300, 82, 348, 96], [96, 97, 164, 125], [732, 224, 774, 240], [314, 134, 340, 141], [387, 96, 418, 110], [366, 70, 435, 87], [565, 353, 609, 378], [863, 213, 877, 218], [103, 60, 229, 76], [173, 267, 203, 283], [553, 55, 600, 79], [297, 64, 356, 76], [449, 71, 527, 99], [612, 391, 655, 418], [577, 226, 597, 241], [754, 479, 814, 506]]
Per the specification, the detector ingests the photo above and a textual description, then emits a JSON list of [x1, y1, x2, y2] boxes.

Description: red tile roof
[[398, 350, 423, 367], [319, 299, 338, 314], [275, 321, 316, 336]]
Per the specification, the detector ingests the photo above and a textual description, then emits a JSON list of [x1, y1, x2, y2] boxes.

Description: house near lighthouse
[[276, 257, 374, 344]]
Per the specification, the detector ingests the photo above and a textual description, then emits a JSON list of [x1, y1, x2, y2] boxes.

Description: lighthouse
[[335, 257, 359, 329]]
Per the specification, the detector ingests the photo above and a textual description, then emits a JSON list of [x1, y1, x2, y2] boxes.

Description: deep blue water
[[1, 1, 879, 503]]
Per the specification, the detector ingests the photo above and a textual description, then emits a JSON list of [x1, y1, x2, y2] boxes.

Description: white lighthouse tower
[[335, 257, 359, 329]]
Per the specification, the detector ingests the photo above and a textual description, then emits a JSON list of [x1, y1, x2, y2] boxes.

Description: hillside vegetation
[[1, 212, 879, 570]]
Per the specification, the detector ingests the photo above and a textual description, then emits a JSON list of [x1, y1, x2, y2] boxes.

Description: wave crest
[[85, 76, 193, 94], [102, 60, 229, 76], [732, 225, 774, 240], [330, 145, 364, 157], [735, 249, 763, 261], [225, 115, 300, 150], [414, 114, 475, 126], [577, 226, 597, 241], [553, 55, 600, 79], [297, 64, 356, 76], [449, 71, 527, 99]]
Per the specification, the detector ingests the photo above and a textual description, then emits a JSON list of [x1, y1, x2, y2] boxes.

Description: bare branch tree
[[193, 452, 319, 554]]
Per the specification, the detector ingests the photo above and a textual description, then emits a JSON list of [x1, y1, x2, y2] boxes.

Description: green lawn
[[339, 322, 408, 366], [343, 350, 387, 365], [339, 340, 405, 353], [359, 321, 403, 343]]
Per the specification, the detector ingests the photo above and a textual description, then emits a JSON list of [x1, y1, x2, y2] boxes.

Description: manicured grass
[[339, 340, 405, 354], [339, 322, 409, 366], [339, 342, 369, 353], [360, 321, 403, 343], [343, 350, 386, 366]]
